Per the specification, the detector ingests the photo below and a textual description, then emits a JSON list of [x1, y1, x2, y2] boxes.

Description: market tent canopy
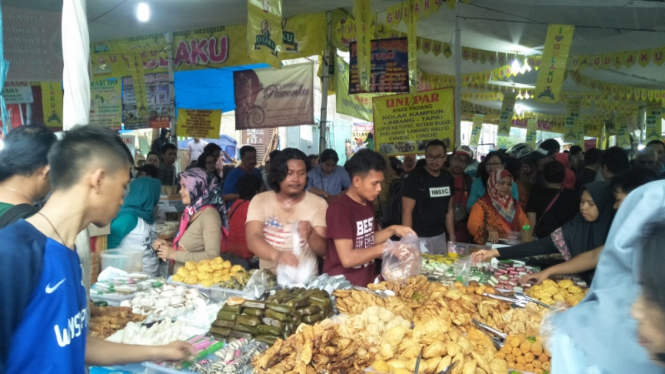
[[174, 63, 269, 114]]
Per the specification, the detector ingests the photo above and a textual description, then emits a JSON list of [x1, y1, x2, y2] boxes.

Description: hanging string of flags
[[569, 70, 665, 103]]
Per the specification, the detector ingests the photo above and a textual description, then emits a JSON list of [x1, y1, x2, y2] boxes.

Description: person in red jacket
[[224, 174, 263, 268]]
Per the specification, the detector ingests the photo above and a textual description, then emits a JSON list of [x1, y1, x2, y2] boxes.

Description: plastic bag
[[381, 233, 422, 284], [452, 256, 472, 286], [242, 269, 277, 299], [276, 221, 316, 286]]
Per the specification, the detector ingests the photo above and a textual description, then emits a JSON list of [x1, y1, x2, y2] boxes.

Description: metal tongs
[[352, 285, 395, 299], [482, 292, 551, 309], [436, 361, 457, 374], [473, 319, 506, 350]]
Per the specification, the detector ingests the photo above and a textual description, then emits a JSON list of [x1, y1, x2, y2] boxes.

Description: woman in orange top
[[467, 169, 529, 244]]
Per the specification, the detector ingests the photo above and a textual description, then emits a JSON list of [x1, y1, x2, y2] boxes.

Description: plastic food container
[[167, 276, 247, 302], [101, 249, 143, 273]]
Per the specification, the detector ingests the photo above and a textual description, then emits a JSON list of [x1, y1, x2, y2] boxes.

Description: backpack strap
[[0, 204, 39, 229]]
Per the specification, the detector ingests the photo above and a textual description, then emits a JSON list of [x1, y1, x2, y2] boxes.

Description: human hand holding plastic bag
[[381, 233, 422, 284], [276, 221, 316, 286]]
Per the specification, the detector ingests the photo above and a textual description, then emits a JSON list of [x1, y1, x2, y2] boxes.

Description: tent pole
[[62, 0, 90, 130], [454, 6, 462, 149], [319, 11, 332, 155], [165, 32, 176, 144]]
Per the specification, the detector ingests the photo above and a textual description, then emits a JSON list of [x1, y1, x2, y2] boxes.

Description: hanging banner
[[122, 72, 170, 130], [127, 52, 150, 128], [234, 63, 313, 130], [497, 91, 516, 137], [89, 78, 122, 130], [2, 82, 33, 104], [646, 101, 663, 142], [564, 97, 581, 142], [336, 55, 374, 121], [534, 24, 575, 103], [247, 0, 283, 68], [615, 113, 631, 148], [373, 88, 455, 156], [4, 7, 63, 81], [176, 109, 222, 138], [281, 13, 327, 57], [40, 82, 63, 129], [469, 114, 484, 147], [525, 118, 538, 148], [407, 0, 418, 95], [349, 38, 409, 94], [354, 0, 372, 92]]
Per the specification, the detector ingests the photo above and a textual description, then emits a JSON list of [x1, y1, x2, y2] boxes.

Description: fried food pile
[[372, 322, 508, 374], [252, 321, 373, 374], [368, 275, 447, 309], [89, 304, 145, 338], [336, 306, 411, 347], [172, 256, 248, 288], [333, 289, 414, 321], [495, 335, 551, 374], [526, 279, 587, 307]]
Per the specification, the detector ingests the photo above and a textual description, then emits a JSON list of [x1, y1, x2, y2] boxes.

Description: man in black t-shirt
[[402, 140, 455, 253]]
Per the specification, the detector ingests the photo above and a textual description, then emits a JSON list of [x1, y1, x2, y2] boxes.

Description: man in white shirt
[[187, 138, 208, 164]]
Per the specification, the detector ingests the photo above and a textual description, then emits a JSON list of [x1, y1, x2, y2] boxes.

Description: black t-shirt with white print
[[402, 167, 454, 238]]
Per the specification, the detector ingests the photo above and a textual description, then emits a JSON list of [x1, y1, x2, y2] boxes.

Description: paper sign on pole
[[497, 91, 516, 137], [354, 0, 372, 92], [616, 113, 631, 148], [373, 88, 455, 156], [247, 0, 283, 68], [234, 63, 314, 130], [1, 82, 33, 104], [89, 79, 122, 130], [41, 82, 63, 129], [534, 24, 575, 103], [525, 118, 538, 148], [469, 114, 484, 147], [176, 109, 222, 138], [646, 101, 663, 142]]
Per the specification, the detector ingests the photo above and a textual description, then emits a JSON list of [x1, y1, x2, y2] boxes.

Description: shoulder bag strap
[[535, 189, 563, 230], [228, 200, 249, 221], [0, 204, 38, 229]]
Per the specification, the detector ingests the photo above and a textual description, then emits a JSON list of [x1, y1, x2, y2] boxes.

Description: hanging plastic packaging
[[276, 221, 316, 286], [381, 233, 422, 284]]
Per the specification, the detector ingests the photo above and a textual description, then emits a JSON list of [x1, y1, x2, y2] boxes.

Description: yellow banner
[[407, 0, 418, 95], [282, 13, 327, 58], [89, 78, 123, 130], [247, 0, 283, 68], [128, 52, 150, 122], [176, 109, 222, 138], [354, 0, 372, 92], [91, 34, 169, 79], [646, 101, 663, 142], [525, 119, 538, 147], [373, 88, 455, 156], [469, 114, 484, 147], [335, 55, 375, 121], [41, 82, 63, 129], [534, 24, 575, 103], [497, 91, 516, 137]]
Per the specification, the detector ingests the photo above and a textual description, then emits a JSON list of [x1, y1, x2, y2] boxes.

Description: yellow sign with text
[[373, 88, 455, 156], [335, 55, 374, 121], [176, 109, 222, 138], [41, 82, 63, 129], [247, 0, 283, 68], [534, 24, 575, 103], [90, 79, 123, 130], [469, 114, 484, 147]]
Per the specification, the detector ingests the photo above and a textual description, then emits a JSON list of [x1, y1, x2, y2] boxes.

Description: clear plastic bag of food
[[381, 233, 422, 284], [452, 256, 472, 285], [242, 269, 277, 299], [276, 221, 316, 286]]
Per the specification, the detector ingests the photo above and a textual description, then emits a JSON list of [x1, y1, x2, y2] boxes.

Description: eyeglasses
[[425, 155, 446, 161], [486, 162, 502, 167]]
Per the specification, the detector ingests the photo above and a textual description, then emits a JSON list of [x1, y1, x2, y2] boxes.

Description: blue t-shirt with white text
[[0, 220, 88, 374]]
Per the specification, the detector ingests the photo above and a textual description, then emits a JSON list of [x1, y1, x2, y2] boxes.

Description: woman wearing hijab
[[151, 128, 171, 155], [466, 151, 519, 211], [546, 181, 665, 374], [472, 182, 614, 267], [554, 152, 576, 190], [467, 169, 529, 244], [153, 168, 228, 271], [108, 178, 162, 276]]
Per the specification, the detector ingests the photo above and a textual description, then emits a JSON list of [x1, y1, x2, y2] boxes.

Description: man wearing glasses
[[401, 140, 455, 253]]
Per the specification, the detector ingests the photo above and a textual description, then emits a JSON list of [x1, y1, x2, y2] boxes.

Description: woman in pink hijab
[[555, 152, 577, 190]]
